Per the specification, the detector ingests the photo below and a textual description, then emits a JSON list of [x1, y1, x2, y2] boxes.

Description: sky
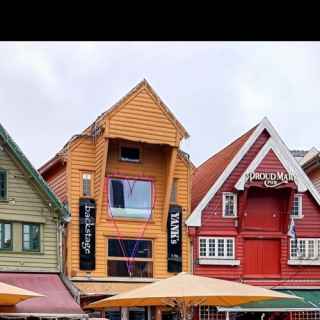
[[1, 41, 320, 168]]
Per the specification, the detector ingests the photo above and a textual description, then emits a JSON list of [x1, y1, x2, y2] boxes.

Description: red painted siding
[[44, 164, 67, 203], [192, 130, 320, 286]]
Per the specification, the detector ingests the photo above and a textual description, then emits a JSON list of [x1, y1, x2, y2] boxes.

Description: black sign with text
[[167, 204, 182, 273], [79, 198, 96, 270]]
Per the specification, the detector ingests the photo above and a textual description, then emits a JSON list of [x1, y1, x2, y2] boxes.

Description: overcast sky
[[1, 42, 320, 168]]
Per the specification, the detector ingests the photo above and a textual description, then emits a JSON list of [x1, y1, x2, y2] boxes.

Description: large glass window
[[108, 178, 152, 219], [23, 223, 40, 252], [199, 237, 235, 259], [0, 222, 12, 250], [0, 170, 7, 201], [107, 238, 153, 278]]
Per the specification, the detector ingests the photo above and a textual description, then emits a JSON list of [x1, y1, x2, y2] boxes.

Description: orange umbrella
[[0, 281, 44, 306], [86, 273, 300, 319]]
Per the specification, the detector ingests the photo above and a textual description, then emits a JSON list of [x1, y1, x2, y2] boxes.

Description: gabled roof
[[0, 123, 70, 220], [191, 126, 256, 212], [40, 79, 189, 174], [186, 117, 320, 227]]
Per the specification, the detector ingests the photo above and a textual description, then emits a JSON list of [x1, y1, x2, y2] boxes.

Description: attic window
[[120, 146, 140, 163]]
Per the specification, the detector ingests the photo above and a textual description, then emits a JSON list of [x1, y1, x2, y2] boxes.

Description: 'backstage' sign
[[79, 198, 96, 270]]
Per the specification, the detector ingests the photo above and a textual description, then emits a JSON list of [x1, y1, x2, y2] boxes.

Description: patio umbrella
[[85, 273, 300, 319], [0, 281, 44, 306]]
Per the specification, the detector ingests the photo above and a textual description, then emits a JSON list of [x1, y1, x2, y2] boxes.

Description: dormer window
[[120, 146, 140, 163], [222, 192, 237, 217], [291, 194, 303, 218]]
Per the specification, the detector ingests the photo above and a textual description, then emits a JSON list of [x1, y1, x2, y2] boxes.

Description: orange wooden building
[[39, 80, 193, 318]]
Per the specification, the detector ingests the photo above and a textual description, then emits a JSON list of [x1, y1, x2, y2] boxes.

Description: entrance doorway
[[244, 239, 281, 276]]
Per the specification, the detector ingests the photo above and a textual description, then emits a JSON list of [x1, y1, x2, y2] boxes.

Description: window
[[291, 194, 303, 218], [82, 173, 93, 197], [108, 178, 152, 219], [199, 306, 226, 320], [290, 238, 320, 260], [107, 238, 153, 278], [199, 237, 235, 259], [170, 178, 178, 204], [120, 146, 140, 162], [0, 170, 7, 201], [0, 222, 12, 250], [222, 192, 237, 217], [22, 223, 40, 252]]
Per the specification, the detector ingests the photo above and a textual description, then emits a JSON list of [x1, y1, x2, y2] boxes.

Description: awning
[[74, 281, 148, 297], [218, 289, 320, 312], [0, 273, 86, 318]]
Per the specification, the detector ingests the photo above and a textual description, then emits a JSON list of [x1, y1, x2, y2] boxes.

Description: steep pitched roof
[[0, 123, 70, 220], [39, 79, 189, 174], [191, 126, 256, 211], [187, 117, 320, 227]]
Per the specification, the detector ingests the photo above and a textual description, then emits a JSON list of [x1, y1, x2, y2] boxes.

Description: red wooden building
[[186, 118, 320, 320]]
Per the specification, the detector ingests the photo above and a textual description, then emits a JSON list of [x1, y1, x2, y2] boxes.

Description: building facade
[[0, 123, 85, 319], [187, 118, 320, 320], [39, 80, 192, 319]]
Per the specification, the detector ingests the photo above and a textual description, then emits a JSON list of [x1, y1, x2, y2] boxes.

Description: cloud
[[0, 42, 320, 168]]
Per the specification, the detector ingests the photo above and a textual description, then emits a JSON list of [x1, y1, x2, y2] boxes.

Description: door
[[243, 188, 286, 232], [244, 239, 281, 277]]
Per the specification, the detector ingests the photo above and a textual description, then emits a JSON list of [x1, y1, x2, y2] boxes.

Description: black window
[[108, 239, 152, 258], [107, 238, 153, 278], [120, 147, 140, 162], [0, 170, 7, 200]]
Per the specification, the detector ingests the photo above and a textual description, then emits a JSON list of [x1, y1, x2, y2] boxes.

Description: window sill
[[288, 259, 320, 266], [0, 250, 44, 255], [222, 216, 238, 219], [291, 215, 304, 219], [198, 259, 240, 266]]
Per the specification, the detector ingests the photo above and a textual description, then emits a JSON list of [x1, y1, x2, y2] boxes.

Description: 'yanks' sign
[[167, 205, 182, 273]]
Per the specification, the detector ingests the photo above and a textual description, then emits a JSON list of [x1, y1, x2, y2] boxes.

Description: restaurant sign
[[167, 204, 182, 273], [79, 198, 96, 270], [245, 171, 295, 188]]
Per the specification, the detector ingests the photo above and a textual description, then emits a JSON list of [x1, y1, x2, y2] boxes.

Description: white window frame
[[291, 194, 303, 219], [222, 192, 237, 218], [288, 238, 320, 265], [199, 237, 235, 259]]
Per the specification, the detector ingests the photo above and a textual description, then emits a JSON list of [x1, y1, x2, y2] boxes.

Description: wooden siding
[[108, 88, 181, 147], [45, 164, 67, 204], [307, 168, 320, 194], [0, 144, 59, 272], [66, 138, 191, 279], [192, 130, 320, 286]]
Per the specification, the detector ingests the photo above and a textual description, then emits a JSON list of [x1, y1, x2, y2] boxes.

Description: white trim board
[[186, 117, 320, 227], [235, 137, 306, 192]]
